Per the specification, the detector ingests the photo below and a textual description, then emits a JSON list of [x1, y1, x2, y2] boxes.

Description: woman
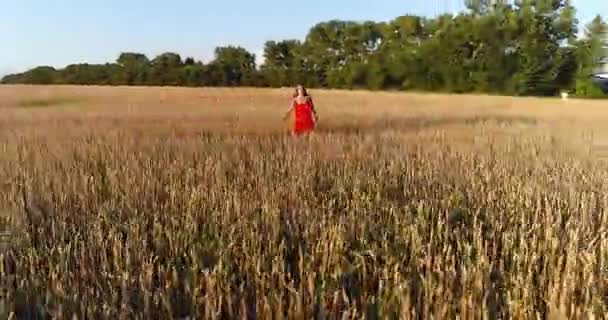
[[283, 84, 318, 136]]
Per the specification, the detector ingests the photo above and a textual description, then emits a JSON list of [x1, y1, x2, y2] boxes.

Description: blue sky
[[2, 0, 606, 76]]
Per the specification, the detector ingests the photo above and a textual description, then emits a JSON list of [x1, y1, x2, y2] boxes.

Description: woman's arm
[[283, 99, 295, 120]]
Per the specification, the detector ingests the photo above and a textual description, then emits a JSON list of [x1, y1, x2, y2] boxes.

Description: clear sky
[[2, 0, 606, 76]]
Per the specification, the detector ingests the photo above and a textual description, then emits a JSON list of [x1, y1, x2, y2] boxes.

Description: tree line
[[3, 1, 606, 97]]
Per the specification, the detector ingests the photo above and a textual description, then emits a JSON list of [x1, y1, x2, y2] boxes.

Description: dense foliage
[[3, 2, 606, 97]]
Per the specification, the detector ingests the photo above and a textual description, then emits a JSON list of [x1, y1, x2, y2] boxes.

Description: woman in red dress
[[283, 84, 318, 136]]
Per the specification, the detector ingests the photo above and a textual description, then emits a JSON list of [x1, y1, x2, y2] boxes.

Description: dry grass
[[1, 85, 608, 319]]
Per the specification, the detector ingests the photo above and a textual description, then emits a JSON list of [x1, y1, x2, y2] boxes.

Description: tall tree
[[575, 15, 606, 97], [261, 40, 301, 87], [116, 52, 150, 85], [208, 46, 257, 86], [508, 0, 578, 95], [149, 52, 183, 86]]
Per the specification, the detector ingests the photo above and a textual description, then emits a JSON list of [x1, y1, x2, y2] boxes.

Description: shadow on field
[[314, 115, 539, 135], [201, 114, 541, 139], [17, 97, 86, 108], [3, 113, 540, 142]]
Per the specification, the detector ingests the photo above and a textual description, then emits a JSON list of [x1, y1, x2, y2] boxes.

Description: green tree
[[261, 40, 301, 87], [208, 46, 256, 86], [18, 66, 58, 84], [148, 52, 183, 86], [509, 0, 578, 96], [117, 52, 150, 85], [1, 2, 605, 98], [60, 64, 113, 85], [575, 15, 606, 97]]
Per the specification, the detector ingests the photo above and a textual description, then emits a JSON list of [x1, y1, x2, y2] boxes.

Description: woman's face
[[296, 86, 304, 96]]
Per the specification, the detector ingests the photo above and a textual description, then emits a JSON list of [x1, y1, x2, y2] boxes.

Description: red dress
[[292, 98, 315, 135]]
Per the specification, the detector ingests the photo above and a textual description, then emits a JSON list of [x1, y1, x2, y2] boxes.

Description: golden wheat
[[1, 85, 608, 319]]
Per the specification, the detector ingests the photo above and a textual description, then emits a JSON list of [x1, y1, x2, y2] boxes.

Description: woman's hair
[[293, 84, 310, 98]]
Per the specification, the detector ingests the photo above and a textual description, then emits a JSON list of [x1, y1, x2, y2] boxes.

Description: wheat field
[[1, 85, 608, 319]]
